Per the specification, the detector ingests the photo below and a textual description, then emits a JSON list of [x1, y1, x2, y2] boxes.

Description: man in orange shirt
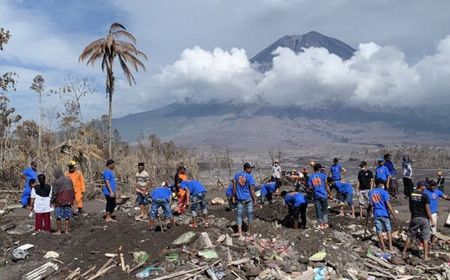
[[174, 165, 188, 214], [65, 160, 86, 214]]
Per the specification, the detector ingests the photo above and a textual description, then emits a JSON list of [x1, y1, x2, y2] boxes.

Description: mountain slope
[[250, 31, 356, 72]]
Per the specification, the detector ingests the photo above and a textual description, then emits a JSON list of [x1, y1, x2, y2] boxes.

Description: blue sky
[[1, 0, 450, 124]]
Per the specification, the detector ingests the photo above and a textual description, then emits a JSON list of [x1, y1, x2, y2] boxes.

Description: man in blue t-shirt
[[177, 179, 208, 228], [329, 158, 346, 182], [232, 162, 256, 236], [384, 154, 398, 198], [149, 184, 174, 230], [103, 159, 117, 222], [20, 162, 38, 208], [368, 179, 397, 252], [281, 191, 308, 229], [260, 179, 281, 205], [328, 178, 356, 218], [375, 159, 391, 189], [308, 163, 332, 229], [424, 180, 449, 245], [225, 183, 236, 210]]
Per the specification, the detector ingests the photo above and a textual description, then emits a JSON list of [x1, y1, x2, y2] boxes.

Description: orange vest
[[65, 170, 85, 193]]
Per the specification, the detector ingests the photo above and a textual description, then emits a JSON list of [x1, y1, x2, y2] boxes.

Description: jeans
[[191, 192, 207, 217], [236, 200, 254, 227], [374, 216, 392, 233], [150, 199, 172, 219], [313, 197, 328, 224]]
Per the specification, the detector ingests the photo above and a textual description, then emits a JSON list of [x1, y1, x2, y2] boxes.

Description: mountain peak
[[250, 31, 355, 72]]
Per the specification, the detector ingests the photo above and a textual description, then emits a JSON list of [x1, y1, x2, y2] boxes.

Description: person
[[356, 161, 374, 217], [281, 191, 308, 229], [103, 159, 117, 222], [308, 163, 332, 229], [328, 178, 356, 218], [135, 162, 150, 219], [232, 162, 257, 236], [260, 179, 281, 205], [402, 181, 434, 261], [368, 179, 397, 252], [65, 160, 86, 214], [20, 161, 38, 209], [384, 154, 398, 197], [424, 180, 450, 245], [174, 165, 188, 215], [51, 168, 75, 234], [437, 171, 445, 192], [149, 183, 174, 230], [375, 158, 391, 189], [178, 179, 208, 228], [402, 155, 414, 198], [329, 158, 346, 182], [225, 183, 236, 210], [30, 174, 53, 232], [271, 160, 281, 185]]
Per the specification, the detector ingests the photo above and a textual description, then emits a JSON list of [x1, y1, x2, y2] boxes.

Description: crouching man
[[328, 178, 356, 218], [260, 179, 281, 205], [177, 179, 209, 228], [149, 183, 174, 231], [281, 191, 308, 229]]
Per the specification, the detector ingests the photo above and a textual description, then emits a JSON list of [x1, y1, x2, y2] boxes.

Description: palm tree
[[79, 23, 147, 157], [30, 74, 45, 157]]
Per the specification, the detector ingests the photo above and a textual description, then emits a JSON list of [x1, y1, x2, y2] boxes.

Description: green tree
[[79, 23, 147, 157]]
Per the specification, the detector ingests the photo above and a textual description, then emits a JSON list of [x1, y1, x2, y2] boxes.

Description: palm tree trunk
[[108, 89, 112, 158]]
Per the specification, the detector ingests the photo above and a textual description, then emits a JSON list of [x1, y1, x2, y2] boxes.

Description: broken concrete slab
[[172, 231, 197, 246], [309, 251, 326, 262], [198, 250, 218, 259]]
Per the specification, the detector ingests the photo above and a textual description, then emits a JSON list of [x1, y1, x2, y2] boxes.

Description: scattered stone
[[172, 231, 197, 246], [44, 251, 60, 259], [0, 222, 15, 231]]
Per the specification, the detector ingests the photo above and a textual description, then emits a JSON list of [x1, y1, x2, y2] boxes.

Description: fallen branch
[[364, 262, 395, 279], [228, 258, 251, 267], [86, 263, 116, 280], [80, 265, 96, 277]]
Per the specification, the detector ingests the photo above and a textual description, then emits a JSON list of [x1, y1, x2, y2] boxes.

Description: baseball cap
[[243, 162, 254, 169], [68, 160, 76, 167], [377, 158, 384, 162]]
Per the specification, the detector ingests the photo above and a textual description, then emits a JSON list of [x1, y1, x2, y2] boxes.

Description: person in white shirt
[[272, 160, 282, 185], [30, 174, 53, 232], [135, 163, 150, 219]]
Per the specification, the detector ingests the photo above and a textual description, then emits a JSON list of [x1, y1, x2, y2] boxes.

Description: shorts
[[374, 216, 392, 233], [431, 213, 438, 235], [407, 217, 431, 241], [149, 199, 172, 219], [55, 206, 72, 220], [339, 192, 353, 206], [136, 192, 148, 206], [359, 190, 370, 207], [191, 192, 208, 217]]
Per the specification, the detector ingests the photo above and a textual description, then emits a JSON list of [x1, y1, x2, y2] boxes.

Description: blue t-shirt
[[424, 189, 444, 214], [102, 169, 116, 196], [180, 180, 206, 196], [284, 192, 306, 207], [375, 166, 391, 181], [22, 167, 37, 188], [368, 188, 390, 218], [151, 187, 172, 202], [333, 181, 353, 195], [384, 161, 396, 176], [308, 172, 328, 199], [261, 182, 277, 197], [225, 184, 233, 197], [330, 164, 343, 181], [234, 171, 256, 201]]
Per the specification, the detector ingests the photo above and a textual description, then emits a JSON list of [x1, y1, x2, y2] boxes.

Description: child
[[149, 183, 174, 230], [328, 178, 356, 218], [281, 191, 308, 229], [30, 174, 53, 232], [51, 169, 75, 234]]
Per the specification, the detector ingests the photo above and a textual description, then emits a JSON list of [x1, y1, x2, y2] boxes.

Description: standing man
[[135, 162, 150, 219], [272, 160, 281, 186], [308, 163, 332, 229], [402, 181, 434, 261], [20, 161, 38, 208], [65, 160, 85, 215], [375, 158, 391, 189], [177, 179, 209, 228], [356, 161, 374, 217], [384, 154, 397, 197], [329, 158, 346, 182], [424, 180, 450, 245], [103, 159, 117, 222], [368, 179, 397, 252], [232, 162, 257, 236], [437, 170, 445, 192], [402, 155, 413, 198], [51, 168, 75, 234]]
